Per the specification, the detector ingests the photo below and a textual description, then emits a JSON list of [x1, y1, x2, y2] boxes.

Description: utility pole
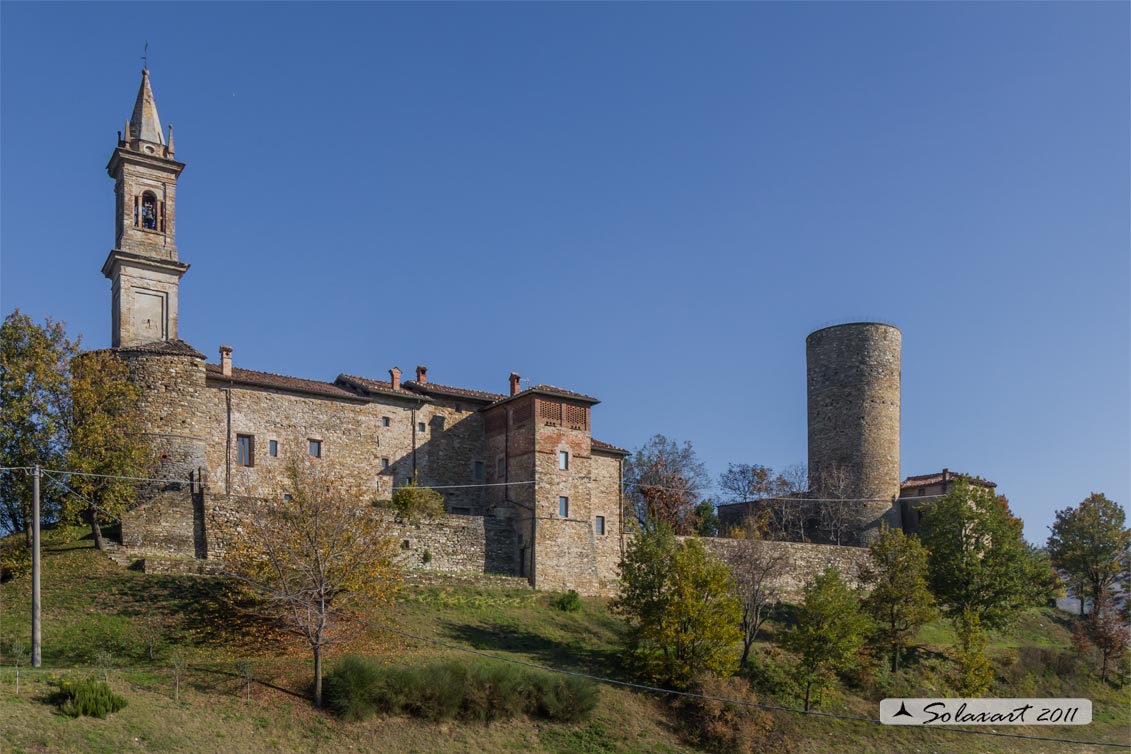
[[31, 465, 42, 667]]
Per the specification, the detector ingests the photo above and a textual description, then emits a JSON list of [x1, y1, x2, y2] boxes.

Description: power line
[[216, 566, 1130, 750], [39, 469, 122, 523]]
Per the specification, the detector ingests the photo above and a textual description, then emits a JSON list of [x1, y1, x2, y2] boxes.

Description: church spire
[[129, 69, 165, 146]]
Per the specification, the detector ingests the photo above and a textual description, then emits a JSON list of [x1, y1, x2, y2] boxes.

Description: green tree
[[390, 474, 445, 523], [781, 566, 871, 711], [0, 310, 77, 539], [613, 523, 741, 687], [694, 500, 719, 537], [860, 525, 936, 673], [1047, 493, 1129, 616], [63, 351, 152, 550], [953, 608, 994, 696], [919, 479, 1048, 629]]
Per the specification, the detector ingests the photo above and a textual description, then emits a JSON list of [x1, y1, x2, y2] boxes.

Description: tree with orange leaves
[[220, 456, 398, 707]]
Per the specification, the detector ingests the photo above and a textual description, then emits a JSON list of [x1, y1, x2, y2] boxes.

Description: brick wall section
[[532, 400, 599, 594]]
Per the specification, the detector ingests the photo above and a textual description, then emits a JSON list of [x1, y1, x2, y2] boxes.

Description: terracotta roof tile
[[402, 380, 506, 402], [527, 384, 599, 403], [207, 364, 363, 400], [901, 471, 996, 489], [591, 438, 629, 455], [336, 373, 432, 400]]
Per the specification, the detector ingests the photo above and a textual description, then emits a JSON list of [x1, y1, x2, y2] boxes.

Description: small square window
[[283, 494, 293, 502], [455, 403, 463, 413], [268, 440, 278, 457], [380, 458, 390, 470], [559, 451, 569, 470], [236, 434, 254, 467], [559, 496, 569, 518], [497, 457, 505, 478], [595, 515, 606, 535], [474, 461, 485, 480], [308, 439, 322, 458], [382, 416, 391, 428], [417, 422, 426, 433]]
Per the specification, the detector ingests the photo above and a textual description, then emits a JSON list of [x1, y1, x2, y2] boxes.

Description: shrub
[[677, 675, 793, 754], [324, 655, 385, 721], [553, 590, 582, 613], [0, 537, 31, 582], [51, 677, 128, 718], [324, 656, 598, 723]]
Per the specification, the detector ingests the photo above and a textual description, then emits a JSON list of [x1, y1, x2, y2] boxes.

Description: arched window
[[140, 192, 158, 230]]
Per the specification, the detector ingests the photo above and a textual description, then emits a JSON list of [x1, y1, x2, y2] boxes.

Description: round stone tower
[[806, 322, 901, 542]]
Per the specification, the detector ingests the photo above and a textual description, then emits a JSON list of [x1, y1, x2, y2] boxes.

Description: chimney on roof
[[416, 365, 428, 385], [509, 372, 521, 396], [942, 468, 949, 482], [389, 367, 401, 390], [219, 345, 233, 377]]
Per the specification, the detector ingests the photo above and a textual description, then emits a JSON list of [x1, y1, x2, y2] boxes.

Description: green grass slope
[[1, 526, 1127, 754]]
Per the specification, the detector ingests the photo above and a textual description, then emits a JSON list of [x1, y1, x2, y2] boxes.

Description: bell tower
[[101, 68, 189, 347]]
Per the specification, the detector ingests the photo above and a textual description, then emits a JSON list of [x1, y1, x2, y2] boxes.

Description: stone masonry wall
[[203, 493, 514, 575], [807, 323, 902, 541], [202, 380, 491, 515], [690, 536, 872, 600]]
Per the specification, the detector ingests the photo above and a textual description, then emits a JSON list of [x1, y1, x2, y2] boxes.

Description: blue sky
[[2, 2, 1127, 543]]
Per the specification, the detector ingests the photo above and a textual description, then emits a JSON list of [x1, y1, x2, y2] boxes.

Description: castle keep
[[98, 70, 987, 595], [102, 69, 627, 595]]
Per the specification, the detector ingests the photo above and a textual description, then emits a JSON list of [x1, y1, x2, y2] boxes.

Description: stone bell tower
[[101, 68, 189, 347]]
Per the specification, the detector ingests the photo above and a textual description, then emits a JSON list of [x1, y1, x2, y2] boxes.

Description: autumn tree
[[781, 566, 871, 711], [220, 456, 399, 707], [859, 525, 936, 672], [63, 350, 152, 550], [624, 435, 710, 535], [722, 534, 786, 667], [613, 522, 741, 687], [919, 479, 1050, 629], [1075, 590, 1130, 685], [1047, 493, 1129, 616], [0, 310, 77, 539]]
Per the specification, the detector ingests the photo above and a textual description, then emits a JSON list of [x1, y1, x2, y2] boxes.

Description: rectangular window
[[417, 422, 426, 433], [559, 451, 569, 470], [268, 440, 278, 457], [455, 403, 463, 413], [380, 458, 390, 471], [559, 496, 569, 518], [308, 439, 322, 458], [497, 457, 505, 478], [382, 416, 391, 428], [283, 494, 293, 502], [474, 461, 485, 480], [236, 434, 254, 467], [595, 515, 606, 535]]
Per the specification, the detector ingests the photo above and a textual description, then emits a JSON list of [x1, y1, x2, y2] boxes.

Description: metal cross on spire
[[142, 42, 149, 70]]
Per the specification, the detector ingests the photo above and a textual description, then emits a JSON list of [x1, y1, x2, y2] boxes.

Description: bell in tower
[[101, 68, 190, 348]]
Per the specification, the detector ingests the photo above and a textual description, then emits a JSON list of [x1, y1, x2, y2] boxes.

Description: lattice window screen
[[538, 400, 562, 425], [565, 404, 589, 431]]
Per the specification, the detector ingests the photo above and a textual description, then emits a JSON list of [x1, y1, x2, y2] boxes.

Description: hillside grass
[[1, 526, 1128, 754]]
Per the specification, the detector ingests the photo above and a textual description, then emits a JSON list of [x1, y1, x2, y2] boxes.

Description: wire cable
[[215, 566, 1131, 750]]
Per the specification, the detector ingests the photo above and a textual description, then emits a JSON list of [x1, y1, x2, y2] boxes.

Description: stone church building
[[101, 69, 628, 595]]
